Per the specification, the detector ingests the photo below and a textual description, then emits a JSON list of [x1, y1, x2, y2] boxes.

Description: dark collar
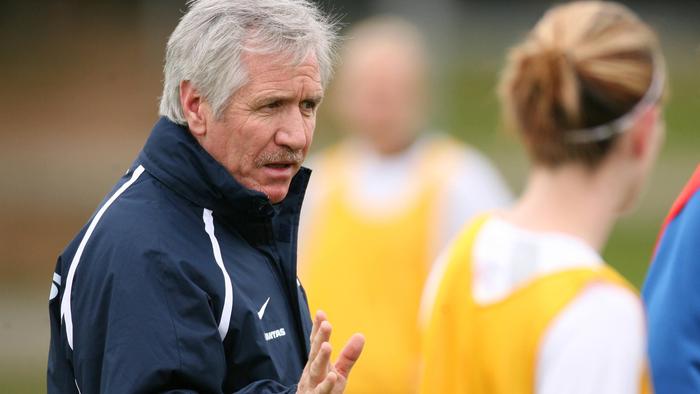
[[137, 117, 311, 219]]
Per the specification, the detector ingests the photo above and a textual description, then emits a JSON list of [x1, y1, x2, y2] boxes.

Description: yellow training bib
[[301, 138, 464, 393], [419, 216, 652, 394]]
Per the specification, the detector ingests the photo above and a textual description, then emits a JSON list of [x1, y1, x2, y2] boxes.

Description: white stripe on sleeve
[[202, 209, 234, 341], [60, 165, 146, 350]]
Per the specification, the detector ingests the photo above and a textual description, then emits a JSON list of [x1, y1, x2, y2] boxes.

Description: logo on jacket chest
[[257, 297, 287, 342], [264, 327, 287, 341]]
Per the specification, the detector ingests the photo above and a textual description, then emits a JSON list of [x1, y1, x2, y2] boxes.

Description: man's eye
[[265, 101, 282, 109], [301, 100, 317, 111]]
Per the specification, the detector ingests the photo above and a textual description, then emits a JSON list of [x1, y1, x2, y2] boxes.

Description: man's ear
[[180, 80, 207, 137], [629, 105, 659, 159]]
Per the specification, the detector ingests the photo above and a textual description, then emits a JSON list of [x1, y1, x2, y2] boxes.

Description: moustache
[[255, 149, 304, 168]]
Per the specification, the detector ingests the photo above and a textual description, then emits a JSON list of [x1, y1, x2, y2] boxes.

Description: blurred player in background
[[420, 2, 666, 393], [644, 164, 700, 393], [299, 16, 511, 393]]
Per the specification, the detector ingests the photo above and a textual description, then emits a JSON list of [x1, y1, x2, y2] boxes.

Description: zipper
[[258, 219, 308, 363]]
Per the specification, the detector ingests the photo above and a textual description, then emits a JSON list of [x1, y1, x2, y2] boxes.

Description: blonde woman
[[420, 2, 666, 393]]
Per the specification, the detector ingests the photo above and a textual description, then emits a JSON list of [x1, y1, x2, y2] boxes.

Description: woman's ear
[[179, 80, 208, 137], [629, 105, 661, 160]]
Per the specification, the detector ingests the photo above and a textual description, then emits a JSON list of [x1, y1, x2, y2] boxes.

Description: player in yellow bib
[[420, 2, 667, 393], [299, 17, 511, 393]]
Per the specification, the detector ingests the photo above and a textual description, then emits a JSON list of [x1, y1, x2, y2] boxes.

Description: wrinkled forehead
[[241, 49, 322, 83], [233, 51, 323, 104]]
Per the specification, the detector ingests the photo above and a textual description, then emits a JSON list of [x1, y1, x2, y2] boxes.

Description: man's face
[[198, 52, 323, 203]]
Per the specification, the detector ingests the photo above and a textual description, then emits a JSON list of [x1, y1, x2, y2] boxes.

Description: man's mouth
[[264, 162, 294, 169], [260, 162, 298, 179], [256, 149, 303, 179]]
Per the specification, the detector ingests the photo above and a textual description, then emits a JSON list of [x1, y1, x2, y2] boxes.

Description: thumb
[[333, 333, 365, 379]]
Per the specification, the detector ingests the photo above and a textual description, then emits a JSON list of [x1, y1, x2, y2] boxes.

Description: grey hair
[[159, 0, 338, 124]]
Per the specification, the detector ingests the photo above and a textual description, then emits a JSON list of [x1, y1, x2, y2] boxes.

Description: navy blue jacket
[[48, 117, 313, 393]]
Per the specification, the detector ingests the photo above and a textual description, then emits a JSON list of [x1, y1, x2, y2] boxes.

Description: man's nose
[[275, 109, 309, 151]]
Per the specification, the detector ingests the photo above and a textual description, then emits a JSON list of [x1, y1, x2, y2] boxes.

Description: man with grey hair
[[47, 1, 363, 393]]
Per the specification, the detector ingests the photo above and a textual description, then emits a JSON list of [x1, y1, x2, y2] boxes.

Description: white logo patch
[[264, 328, 286, 341], [257, 297, 270, 320]]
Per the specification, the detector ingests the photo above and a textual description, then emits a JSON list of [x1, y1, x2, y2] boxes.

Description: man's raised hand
[[297, 311, 365, 394]]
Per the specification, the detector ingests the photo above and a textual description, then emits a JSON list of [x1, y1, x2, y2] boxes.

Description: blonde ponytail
[[499, 1, 666, 167]]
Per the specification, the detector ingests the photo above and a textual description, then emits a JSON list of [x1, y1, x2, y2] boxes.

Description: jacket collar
[[137, 117, 311, 219]]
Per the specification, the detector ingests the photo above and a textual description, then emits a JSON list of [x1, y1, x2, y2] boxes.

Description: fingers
[[313, 371, 337, 394], [310, 342, 332, 385], [309, 320, 332, 364], [310, 310, 327, 341], [298, 312, 337, 394], [333, 333, 365, 379]]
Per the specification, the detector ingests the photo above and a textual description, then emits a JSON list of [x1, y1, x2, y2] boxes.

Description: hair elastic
[[564, 58, 665, 144]]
